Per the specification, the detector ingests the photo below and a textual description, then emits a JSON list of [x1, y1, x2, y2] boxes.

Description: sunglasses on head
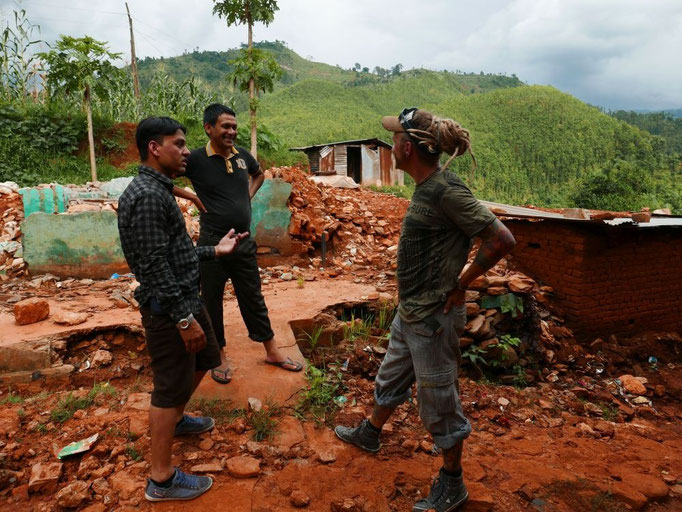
[[399, 107, 418, 132]]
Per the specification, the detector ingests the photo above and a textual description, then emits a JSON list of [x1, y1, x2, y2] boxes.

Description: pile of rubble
[[0, 182, 25, 279], [269, 166, 407, 270]]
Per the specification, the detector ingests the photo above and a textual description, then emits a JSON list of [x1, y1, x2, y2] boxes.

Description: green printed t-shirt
[[397, 169, 496, 323]]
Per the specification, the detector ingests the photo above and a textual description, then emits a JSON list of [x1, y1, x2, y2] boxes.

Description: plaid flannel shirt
[[118, 165, 215, 323]]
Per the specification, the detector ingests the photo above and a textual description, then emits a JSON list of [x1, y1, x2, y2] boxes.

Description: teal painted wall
[[250, 179, 295, 254], [20, 179, 295, 279], [22, 211, 128, 279]]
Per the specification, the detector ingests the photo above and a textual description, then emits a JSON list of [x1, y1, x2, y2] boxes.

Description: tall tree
[[212, 0, 280, 158], [39, 35, 122, 182]]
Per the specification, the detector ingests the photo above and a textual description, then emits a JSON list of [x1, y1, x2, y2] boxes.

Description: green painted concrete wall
[[20, 179, 295, 279], [22, 211, 128, 279], [250, 179, 295, 254]]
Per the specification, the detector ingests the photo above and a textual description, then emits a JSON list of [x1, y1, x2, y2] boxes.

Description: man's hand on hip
[[215, 229, 249, 257], [179, 319, 207, 353]]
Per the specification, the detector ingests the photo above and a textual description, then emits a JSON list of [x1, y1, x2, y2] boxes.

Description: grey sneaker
[[174, 415, 215, 436], [144, 468, 213, 502], [412, 468, 468, 512], [334, 419, 381, 453]]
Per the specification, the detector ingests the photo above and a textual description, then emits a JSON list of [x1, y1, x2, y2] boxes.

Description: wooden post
[[84, 84, 97, 182], [247, 3, 257, 158], [125, 2, 141, 100]]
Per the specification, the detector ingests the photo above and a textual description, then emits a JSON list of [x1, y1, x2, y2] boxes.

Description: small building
[[484, 201, 682, 341], [290, 138, 403, 187]]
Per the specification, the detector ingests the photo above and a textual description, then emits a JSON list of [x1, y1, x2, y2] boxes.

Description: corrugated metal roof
[[290, 138, 392, 151], [480, 200, 682, 228]]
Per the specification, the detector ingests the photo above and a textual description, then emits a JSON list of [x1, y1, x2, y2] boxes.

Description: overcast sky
[[2, 0, 680, 110]]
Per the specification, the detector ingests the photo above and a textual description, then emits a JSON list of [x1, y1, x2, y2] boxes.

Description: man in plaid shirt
[[118, 116, 246, 502]]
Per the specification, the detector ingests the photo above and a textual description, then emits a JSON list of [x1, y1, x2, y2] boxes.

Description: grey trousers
[[374, 306, 471, 449]]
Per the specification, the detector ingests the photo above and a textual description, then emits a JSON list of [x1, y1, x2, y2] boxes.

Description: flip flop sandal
[[211, 366, 232, 384], [265, 357, 303, 372]]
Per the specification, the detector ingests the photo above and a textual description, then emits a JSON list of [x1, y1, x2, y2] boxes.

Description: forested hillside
[[610, 110, 682, 154], [257, 81, 678, 208], [2, 32, 680, 212]]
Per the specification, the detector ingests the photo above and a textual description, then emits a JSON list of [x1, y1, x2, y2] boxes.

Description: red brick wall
[[505, 219, 682, 340]]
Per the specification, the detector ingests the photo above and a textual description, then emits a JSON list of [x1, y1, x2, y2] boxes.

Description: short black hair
[[203, 103, 236, 126], [136, 116, 186, 160]]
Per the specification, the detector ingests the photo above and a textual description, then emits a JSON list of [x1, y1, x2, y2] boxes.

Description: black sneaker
[[412, 468, 468, 512], [334, 419, 381, 453]]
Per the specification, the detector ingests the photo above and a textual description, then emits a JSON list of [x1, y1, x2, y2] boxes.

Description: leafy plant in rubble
[[295, 364, 344, 425], [125, 444, 143, 462], [480, 293, 524, 318], [298, 325, 324, 354], [512, 364, 528, 388], [1, 390, 24, 405], [462, 344, 487, 368], [248, 400, 281, 442], [377, 302, 396, 332], [486, 334, 522, 369], [599, 402, 618, 422], [343, 312, 372, 342]]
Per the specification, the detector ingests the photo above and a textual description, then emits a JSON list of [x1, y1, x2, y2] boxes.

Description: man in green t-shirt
[[335, 108, 516, 512]]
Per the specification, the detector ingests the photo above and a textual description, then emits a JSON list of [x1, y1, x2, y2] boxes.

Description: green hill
[[256, 80, 674, 207], [3, 39, 679, 212]]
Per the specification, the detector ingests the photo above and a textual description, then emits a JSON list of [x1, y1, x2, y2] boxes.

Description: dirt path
[[0, 279, 681, 511]]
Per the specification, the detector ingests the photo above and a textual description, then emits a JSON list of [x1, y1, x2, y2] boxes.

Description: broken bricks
[[13, 297, 49, 325]]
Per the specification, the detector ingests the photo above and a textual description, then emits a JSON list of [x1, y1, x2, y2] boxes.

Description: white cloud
[[2, 0, 680, 109]]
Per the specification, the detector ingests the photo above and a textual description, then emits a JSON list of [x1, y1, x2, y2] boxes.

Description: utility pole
[[125, 2, 140, 100]]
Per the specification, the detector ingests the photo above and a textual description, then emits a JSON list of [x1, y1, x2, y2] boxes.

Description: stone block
[[13, 298, 49, 325], [28, 462, 63, 493]]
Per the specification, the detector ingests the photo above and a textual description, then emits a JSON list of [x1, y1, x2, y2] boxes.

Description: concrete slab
[[194, 279, 376, 408], [0, 279, 377, 410]]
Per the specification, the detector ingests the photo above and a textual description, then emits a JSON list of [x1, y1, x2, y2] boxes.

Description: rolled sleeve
[[440, 185, 496, 238]]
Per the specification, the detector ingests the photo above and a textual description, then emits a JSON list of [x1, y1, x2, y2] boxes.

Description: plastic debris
[[58, 434, 98, 459]]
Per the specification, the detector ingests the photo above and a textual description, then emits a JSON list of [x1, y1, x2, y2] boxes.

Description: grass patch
[[342, 312, 372, 343], [599, 402, 619, 422], [1, 391, 24, 405], [187, 397, 242, 425], [298, 325, 325, 354], [377, 302, 396, 332], [50, 382, 116, 423], [125, 444, 143, 462], [247, 401, 281, 442], [295, 365, 344, 425]]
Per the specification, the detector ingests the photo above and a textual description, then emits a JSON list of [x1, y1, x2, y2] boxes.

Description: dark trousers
[[197, 232, 274, 348]]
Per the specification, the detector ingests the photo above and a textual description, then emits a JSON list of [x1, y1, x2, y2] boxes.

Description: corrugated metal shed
[[481, 200, 682, 228], [290, 138, 392, 152]]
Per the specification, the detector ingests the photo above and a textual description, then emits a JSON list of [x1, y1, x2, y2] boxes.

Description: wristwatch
[[176, 313, 194, 330]]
